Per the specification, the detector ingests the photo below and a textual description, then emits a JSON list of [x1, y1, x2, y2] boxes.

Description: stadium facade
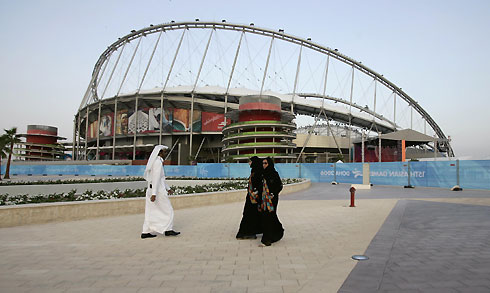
[[73, 21, 453, 164]]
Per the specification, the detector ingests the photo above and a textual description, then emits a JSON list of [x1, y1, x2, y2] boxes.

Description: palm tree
[[3, 127, 21, 180], [0, 134, 8, 180]]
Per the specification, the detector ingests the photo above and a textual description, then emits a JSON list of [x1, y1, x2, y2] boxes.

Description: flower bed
[[0, 176, 242, 186], [0, 178, 302, 206]]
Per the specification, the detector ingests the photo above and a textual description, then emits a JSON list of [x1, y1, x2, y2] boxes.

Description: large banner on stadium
[[201, 112, 228, 132], [147, 107, 173, 133], [128, 109, 148, 134], [89, 107, 203, 137], [116, 110, 128, 135], [99, 113, 113, 137], [88, 121, 98, 139], [172, 109, 201, 132]]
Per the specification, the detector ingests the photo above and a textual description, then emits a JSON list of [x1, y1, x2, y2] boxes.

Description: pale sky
[[1, 0, 489, 159]]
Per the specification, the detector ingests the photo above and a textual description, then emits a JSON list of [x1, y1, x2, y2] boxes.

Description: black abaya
[[236, 156, 263, 238], [260, 157, 284, 245]]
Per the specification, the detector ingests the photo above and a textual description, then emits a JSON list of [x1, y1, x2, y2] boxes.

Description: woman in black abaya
[[259, 157, 284, 246], [236, 156, 263, 239]]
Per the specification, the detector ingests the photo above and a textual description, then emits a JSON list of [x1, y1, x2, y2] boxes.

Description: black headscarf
[[262, 157, 275, 175], [249, 156, 263, 193], [250, 156, 262, 174], [262, 157, 282, 195]]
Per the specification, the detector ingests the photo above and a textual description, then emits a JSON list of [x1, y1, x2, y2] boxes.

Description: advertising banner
[[369, 162, 409, 186], [145, 107, 172, 133], [275, 163, 300, 179], [88, 121, 98, 139], [424, 161, 457, 188], [369, 161, 456, 188], [172, 109, 201, 132], [228, 163, 250, 178], [147, 108, 160, 132], [333, 163, 364, 184], [164, 165, 198, 177], [192, 110, 201, 132], [172, 108, 188, 132], [128, 109, 149, 134], [3, 161, 490, 190], [99, 113, 113, 137], [299, 163, 334, 182], [116, 110, 128, 135], [459, 160, 490, 189], [296, 163, 364, 183], [197, 163, 229, 178], [202, 112, 228, 132], [408, 161, 428, 187]]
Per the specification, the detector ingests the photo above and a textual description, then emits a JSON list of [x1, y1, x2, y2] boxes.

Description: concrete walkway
[[339, 199, 490, 293], [1, 183, 489, 292]]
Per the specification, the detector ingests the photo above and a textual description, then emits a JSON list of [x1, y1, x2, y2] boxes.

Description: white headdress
[[144, 145, 168, 182]]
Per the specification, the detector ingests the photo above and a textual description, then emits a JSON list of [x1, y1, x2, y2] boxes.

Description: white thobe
[[142, 157, 174, 234]]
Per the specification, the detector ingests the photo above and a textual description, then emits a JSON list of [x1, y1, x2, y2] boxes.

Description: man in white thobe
[[141, 145, 180, 239]]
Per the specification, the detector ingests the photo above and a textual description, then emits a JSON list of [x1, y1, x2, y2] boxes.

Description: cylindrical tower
[[16, 125, 66, 161], [222, 95, 296, 162]]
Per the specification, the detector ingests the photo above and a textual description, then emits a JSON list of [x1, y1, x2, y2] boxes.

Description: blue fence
[[2, 160, 490, 190]]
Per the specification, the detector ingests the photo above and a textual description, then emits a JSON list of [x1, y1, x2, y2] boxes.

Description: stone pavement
[[339, 199, 490, 293], [0, 183, 490, 292]]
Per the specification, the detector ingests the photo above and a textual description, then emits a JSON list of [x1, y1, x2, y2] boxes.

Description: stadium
[[73, 21, 453, 164]]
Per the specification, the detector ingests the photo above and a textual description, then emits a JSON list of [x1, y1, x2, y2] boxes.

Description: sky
[[1, 0, 489, 159]]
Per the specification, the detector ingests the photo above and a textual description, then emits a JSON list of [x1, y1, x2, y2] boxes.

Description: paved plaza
[[1, 183, 490, 292]]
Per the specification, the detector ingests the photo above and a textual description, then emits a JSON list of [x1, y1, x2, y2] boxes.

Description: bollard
[[349, 186, 356, 207]]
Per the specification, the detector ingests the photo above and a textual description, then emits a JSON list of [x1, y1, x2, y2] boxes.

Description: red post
[[349, 187, 356, 207]]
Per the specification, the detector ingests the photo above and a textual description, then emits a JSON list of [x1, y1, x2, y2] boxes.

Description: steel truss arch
[[296, 93, 399, 129], [80, 21, 454, 157]]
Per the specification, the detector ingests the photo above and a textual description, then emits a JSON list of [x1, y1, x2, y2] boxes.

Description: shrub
[[0, 178, 302, 205]]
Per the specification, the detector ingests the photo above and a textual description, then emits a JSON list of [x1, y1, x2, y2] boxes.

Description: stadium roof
[[380, 129, 438, 142]]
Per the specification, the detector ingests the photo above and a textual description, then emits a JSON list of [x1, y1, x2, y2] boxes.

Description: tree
[[0, 134, 8, 180], [329, 152, 345, 163], [3, 127, 21, 180]]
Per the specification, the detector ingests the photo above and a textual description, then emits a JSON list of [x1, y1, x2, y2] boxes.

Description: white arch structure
[[75, 20, 454, 161]]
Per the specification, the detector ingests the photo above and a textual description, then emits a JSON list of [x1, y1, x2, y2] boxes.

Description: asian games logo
[[352, 169, 362, 178]]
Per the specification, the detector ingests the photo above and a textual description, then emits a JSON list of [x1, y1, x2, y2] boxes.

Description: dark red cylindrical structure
[[238, 96, 282, 155], [18, 125, 65, 161], [26, 125, 58, 145], [238, 96, 282, 123]]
